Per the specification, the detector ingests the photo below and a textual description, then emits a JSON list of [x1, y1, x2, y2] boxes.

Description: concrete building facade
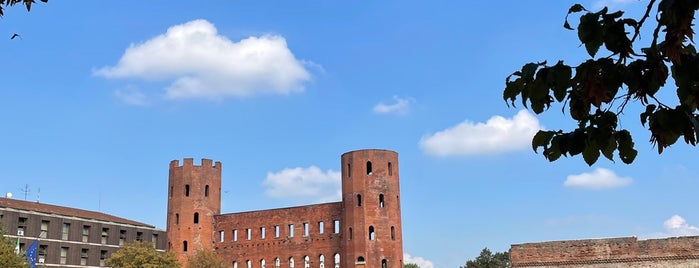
[[167, 149, 404, 268], [0, 198, 166, 267]]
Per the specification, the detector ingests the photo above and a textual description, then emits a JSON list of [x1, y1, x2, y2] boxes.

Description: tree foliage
[[461, 248, 510, 268], [185, 248, 225, 268], [404, 263, 421, 268], [0, 0, 47, 17], [105, 241, 180, 268], [504, 0, 699, 165], [0, 226, 26, 268]]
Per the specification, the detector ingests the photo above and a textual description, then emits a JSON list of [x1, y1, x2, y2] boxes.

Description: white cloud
[[419, 110, 541, 156], [95, 19, 311, 100], [404, 253, 434, 268], [643, 215, 699, 239], [114, 87, 149, 106], [563, 168, 631, 190], [373, 96, 415, 115], [263, 166, 341, 202]]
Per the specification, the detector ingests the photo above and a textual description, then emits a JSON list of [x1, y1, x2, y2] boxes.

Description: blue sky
[[3, 1, 699, 267]]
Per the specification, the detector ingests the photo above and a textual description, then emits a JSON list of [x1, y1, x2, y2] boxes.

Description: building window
[[261, 227, 266, 239], [40, 220, 49, 239], [100, 250, 108, 266], [185, 184, 190, 197], [60, 247, 68, 264], [347, 163, 351, 178], [82, 226, 90, 243], [304, 256, 310, 268], [246, 228, 252, 240], [382, 259, 388, 268], [274, 225, 280, 238], [289, 257, 295, 268], [193, 212, 199, 224], [152, 234, 158, 246], [81, 248, 89, 265], [183, 241, 188, 252], [261, 259, 266, 268], [379, 194, 385, 208], [62, 223, 70, 240], [233, 261, 238, 268], [357, 194, 362, 207], [334, 220, 340, 234], [176, 213, 180, 224], [318, 221, 324, 234], [119, 230, 126, 246], [18, 217, 27, 235], [169, 186, 173, 197], [38, 245, 47, 264], [303, 223, 309, 237], [246, 260, 252, 268], [320, 255, 325, 268], [334, 254, 340, 268], [101, 228, 109, 244], [369, 226, 375, 240], [136, 232, 143, 242], [289, 224, 294, 238], [233, 229, 238, 242], [388, 162, 393, 176], [348, 227, 352, 240], [357, 256, 365, 263], [219, 231, 225, 242], [205, 185, 209, 197], [366, 161, 372, 175], [275, 257, 280, 268], [391, 226, 395, 240]]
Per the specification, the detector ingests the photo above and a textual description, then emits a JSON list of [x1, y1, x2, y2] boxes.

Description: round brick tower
[[166, 158, 221, 264], [340, 149, 404, 268]]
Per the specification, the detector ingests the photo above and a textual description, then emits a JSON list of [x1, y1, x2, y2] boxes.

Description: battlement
[[169, 158, 221, 169]]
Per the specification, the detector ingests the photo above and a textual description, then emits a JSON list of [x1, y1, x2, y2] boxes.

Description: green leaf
[[532, 130, 555, 152], [578, 13, 604, 57], [582, 141, 600, 166], [616, 130, 637, 164], [568, 4, 586, 14]]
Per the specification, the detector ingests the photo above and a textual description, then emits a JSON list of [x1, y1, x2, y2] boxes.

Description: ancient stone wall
[[511, 236, 699, 267], [213, 202, 343, 267]]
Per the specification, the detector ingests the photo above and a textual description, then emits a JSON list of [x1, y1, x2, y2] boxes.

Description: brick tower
[[340, 149, 404, 268], [166, 158, 221, 264]]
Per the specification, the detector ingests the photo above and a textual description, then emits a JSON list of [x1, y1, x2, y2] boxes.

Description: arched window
[[246, 260, 251, 268], [289, 257, 295, 268], [369, 226, 375, 240], [319, 255, 325, 268], [334, 254, 340, 268], [366, 161, 372, 175], [183, 240, 188, 252], [261, 259, 266, 268], [391, 226, 395, 240], [357, 194, 362, 207], [275, 258, 280, 268], [379, 194, 385, 208], [193, 212, 199, 224], [347, 163, 351, 178], [304, 256, 310, 268], [233, 261, 238, 268], [382, 259, 388, 268], [175, 213, 179, 224], [357, 256, 365, 263], [205, 185, 209, 197], [388, 162, 392, 176], [185, 184, 190, 196], [349, 227, 353, 240]]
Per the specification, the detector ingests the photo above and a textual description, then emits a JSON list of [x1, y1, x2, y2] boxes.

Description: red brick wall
[[511, 236, 699, 267], [166, 158, 221, 264], [213, 202, 343, 267]]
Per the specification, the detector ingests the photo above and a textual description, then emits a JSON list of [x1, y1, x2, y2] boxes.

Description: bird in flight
[[10, 33, 21, 40]]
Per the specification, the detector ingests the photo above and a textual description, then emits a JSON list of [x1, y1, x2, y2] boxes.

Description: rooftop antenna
[[37, 187, 41, 203], [20, 184, 30, 201]]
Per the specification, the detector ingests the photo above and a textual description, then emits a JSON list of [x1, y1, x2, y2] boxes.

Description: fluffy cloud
[[419, 110, 541, 156], [404, 253, 434, 268], [563, 168, 632, 190], [95, 19, 311, 100], [373, 96, 415, 115], [662, 215, 699, 237], [263, 166, 341, 202]]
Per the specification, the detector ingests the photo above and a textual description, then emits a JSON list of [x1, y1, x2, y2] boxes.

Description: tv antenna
[[20, 184, 30, 201]]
